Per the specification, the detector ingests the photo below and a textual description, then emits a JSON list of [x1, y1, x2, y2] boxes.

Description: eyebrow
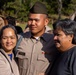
[[2, 35, 16, 37]]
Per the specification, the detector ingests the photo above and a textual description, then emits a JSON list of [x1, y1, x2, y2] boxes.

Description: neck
[[6, 51, 13, 54], [59, 44, 75, 52]]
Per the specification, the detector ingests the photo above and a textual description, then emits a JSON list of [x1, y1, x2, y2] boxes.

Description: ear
[[44, 18, 49, 26], [69, 34, 74, 38], [67, 34, 74, 41]]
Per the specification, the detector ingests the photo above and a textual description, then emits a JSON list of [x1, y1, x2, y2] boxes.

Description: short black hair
[[6, 16, 16, 26], [53, 19, 76, 44]]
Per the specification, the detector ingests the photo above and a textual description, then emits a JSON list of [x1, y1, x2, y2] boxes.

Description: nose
[[31, 20, 35, 25], [7, 38, 11, 43], [54, 35, 58, 40]]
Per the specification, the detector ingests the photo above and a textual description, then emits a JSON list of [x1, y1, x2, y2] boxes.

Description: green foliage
[[0, 0, 76, 22], [62, 0, 76, 15]]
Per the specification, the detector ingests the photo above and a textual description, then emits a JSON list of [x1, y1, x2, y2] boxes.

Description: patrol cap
[[29, 1, 48, 15]]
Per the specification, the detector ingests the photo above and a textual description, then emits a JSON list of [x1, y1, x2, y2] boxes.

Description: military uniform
[[16, 31, 58, 75], [16, 1, 58, 75]]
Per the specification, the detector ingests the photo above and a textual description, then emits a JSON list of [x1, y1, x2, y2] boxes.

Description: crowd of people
[[0, 1, 76, 75]]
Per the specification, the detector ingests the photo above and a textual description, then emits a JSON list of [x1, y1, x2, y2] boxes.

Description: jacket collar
[[0, 48, 15, 74], [23, 31, 54, 42]]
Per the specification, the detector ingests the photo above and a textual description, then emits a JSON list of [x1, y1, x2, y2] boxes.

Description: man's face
[[53, 29, 73, 52], [27, 13, 49, 37]]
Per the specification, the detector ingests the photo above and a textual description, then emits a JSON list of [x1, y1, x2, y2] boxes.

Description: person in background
[[16, 1, 58, 75], [0, 15, 8, 30], [69, 12, 76, 21], [50, 19, 76, 75], [6, 16, 23, 34], [0, 25, 19, 75], [14, 26, 23, 34], [6, 16, 16, 26]]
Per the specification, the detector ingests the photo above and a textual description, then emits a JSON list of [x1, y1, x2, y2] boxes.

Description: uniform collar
[[41, 33, 54, 42], [23, 31, 54, 42]]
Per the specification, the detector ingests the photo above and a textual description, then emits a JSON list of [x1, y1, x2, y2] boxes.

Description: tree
[[69, 0, 76, 15], [57, 0, 62, 20]]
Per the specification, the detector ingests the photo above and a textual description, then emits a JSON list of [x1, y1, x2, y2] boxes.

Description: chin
[[6, 47, 14, 51], [31, 30, 37, 33], [31, 31, 38, 35], [55, 43, 60, 47]]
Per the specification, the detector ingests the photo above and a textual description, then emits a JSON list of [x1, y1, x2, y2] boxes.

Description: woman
[[0, 25, 19, 75], [50, 19, 76, 75]]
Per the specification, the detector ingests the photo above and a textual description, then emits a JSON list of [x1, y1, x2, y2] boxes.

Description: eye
[[10, 36, 16, 39], [11, 37, 15, 39], [35, 19, 39, 22], [28, 18, 33, 21], [28, 18, 32, 21], [2, 36, 16, 40], [2, 37, 7, 39], [54, 33, 60, 36]]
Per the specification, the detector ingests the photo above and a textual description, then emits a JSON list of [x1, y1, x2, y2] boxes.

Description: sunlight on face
[[28, 14, 49, 37], [1, 28, 17, 54]]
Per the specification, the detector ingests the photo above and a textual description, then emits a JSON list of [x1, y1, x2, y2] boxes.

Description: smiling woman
[[0, 25, 19, 75]]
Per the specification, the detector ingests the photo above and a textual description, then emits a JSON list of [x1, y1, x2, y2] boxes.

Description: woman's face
[[53, 29, 73, 52], [1, 28, 17, 54]]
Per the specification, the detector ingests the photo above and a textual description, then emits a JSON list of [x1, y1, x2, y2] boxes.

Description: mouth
[[6, 43, 13, 46], [54, 40, 58, 43], [54, 40, 60, 45], [30, 26, 37, 30], [54, 40, 61, 49], [55, 42, 59, 45]]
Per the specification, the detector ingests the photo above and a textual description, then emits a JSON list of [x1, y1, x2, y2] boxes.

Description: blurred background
[[0, 0, 76, 30]]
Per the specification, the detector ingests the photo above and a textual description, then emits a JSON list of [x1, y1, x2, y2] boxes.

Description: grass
[[17, 23, 26, 31]]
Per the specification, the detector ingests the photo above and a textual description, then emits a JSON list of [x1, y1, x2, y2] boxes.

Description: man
[[16, 1, 58, 75], [50, 19, 76, 75]]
